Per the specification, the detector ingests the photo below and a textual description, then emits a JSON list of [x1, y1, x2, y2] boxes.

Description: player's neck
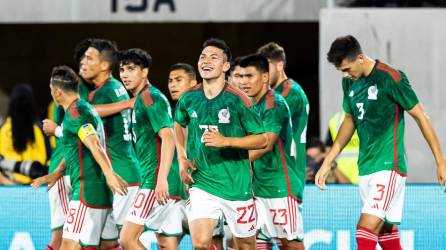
[[273, 71, 288, 89], [203, 75, 226, 99], [92, 71, 112, 87], [253, 86, 269, 104], [132, 79, 149, 96], [362, 57, 376, 78], [61, 94, 80, 111]]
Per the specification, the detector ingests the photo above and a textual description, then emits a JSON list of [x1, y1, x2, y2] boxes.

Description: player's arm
[[202, 130, 267, 150], [174, 122, 195, 184], [315, 114, 356, 190], [407, 103, 446, 185], [31, 158, 66, 190], [79, 124, 128, 195], [92, 97, 135, 118], [249, 132, 277, 161], [154, 127, 175, 205]]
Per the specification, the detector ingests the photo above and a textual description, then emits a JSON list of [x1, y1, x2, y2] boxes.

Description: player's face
[[120, 63, 147, 92], [229, 65, 243, 89], [240, 66, 268, 100], [337, 56, 364, 80], [79, 47, 104, 81], [268, 60, 280, 86], [168, 69, 196, 101], [198, 46, 230, 81]]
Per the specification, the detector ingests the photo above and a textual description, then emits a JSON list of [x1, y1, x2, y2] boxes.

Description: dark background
[[0, 22, 320, 137]]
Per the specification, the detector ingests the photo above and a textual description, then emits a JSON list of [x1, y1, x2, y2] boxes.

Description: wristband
[[55, 126, 63, 138]]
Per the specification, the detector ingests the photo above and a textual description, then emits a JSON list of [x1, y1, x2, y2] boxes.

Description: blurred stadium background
[[1, 0, 446, 249]]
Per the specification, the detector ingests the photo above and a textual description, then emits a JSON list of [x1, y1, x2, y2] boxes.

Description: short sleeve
[[387, 71, 419, 110], [262, 101, 287, 135], [146, 93, 173, 133], [174, 95, 190, 127], [342, 79, 353, 115]]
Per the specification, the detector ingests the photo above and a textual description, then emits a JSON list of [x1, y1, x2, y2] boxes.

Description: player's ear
[[189, 79, 198, 87], [357, 54, 365, 64], [223, 61, 231, 73], [142, 68, 149, 78], [100, 61, 111, 72], [277, 61, 285, 71], [262, 72, 269, 85]]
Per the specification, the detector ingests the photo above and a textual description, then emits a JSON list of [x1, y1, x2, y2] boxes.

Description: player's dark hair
[[257, 42, 286, 64], [228, 56, 244, 75], [50, 65, 81, 93], [327, 35, 363, 67], [306, 137, 326, 153], [89, 39, 118, 70], [169, 63, 196, 80], [73, 38, 95, 67], [7, 84, 38, 153], [119, 48, 152, 69], [239, 54, 269, 73], [202, 38, 232, 62]]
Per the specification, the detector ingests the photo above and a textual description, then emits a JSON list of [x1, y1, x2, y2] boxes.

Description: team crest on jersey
[[368, 85, 378, 100], [218, 107, 230, 123]]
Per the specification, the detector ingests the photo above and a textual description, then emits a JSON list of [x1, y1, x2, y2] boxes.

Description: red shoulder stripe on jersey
[[265, 90, 275, 110], [190, 83, 203, 91], [226, 84, 252, 108], [142, 87, 154, 107], [376, 62, 402, 82], [69, 103, 80, 119], [281, 79, 292, 97]]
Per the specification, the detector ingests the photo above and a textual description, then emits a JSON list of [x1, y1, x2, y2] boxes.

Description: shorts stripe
[[143, 191, 157, 219], [138, 190, 154, 218], [59, 178, 68, 215], [75, 203, 87, 234], [72, 202, 83, 233], [383, 171, 397, 211], [57, 178, 66, 214]]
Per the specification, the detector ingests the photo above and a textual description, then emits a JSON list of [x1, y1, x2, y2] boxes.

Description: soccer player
[[227, 56, 244, 89], [174, 38, 267, 250], [257, 42, 308, 250], [116, 48, 175, 250], [76, 39, 141, 248], [315, 35, 446, 250], [48, 65, 127, 250], [239, 54, 304, 250]]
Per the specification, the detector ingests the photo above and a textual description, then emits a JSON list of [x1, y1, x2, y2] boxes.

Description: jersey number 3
[[356, 103, 365, 120]]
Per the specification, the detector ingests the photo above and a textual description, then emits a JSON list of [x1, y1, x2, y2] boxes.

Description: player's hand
[[179, 158, 195, 185], [31, 173, 59, 191], [202, 129, 228, 148], [436, 158, 446, 187], [155, 177, 169, 205], [315, 161, 332, 190], [42, 119, 58, 136], [127, 97, 136, 109], [105, 173, 128, 196]]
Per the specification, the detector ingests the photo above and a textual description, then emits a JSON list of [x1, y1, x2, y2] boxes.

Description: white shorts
[[147, 199, 187, 236], [48, 175, 72, 230], [101, 185, 139, 241], [255, 197, 304, 241], [359, 170, 406, 224], [187, 187, 256, 238], [125, 188, 175, 228], [62, 200, 110, 247]]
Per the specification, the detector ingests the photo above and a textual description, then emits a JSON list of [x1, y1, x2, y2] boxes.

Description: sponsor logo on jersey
[[218, 107, 230, 123], [349, 90, 354, 97], [191, 111, 198, 118], [368, 85, 378, 100]]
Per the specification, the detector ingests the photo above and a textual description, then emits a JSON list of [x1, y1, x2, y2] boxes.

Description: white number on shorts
[[356, 103, 365, 120], [236, 204, 255, 224], [270, 209, 288, 226]]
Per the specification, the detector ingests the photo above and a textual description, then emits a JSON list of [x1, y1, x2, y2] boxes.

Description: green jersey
[[274, 79, 309, 193], [48, 105, 65, 174], [175, 83, 265, 201], [252, 90, 302, 199], [84, 78, 141, 185], [132, 85, 174, 190], [342, 60, 419, 176], [62, 99, 112, 207]]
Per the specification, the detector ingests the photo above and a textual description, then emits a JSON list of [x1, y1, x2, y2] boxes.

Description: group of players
[[32, 34, 446, 250]]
